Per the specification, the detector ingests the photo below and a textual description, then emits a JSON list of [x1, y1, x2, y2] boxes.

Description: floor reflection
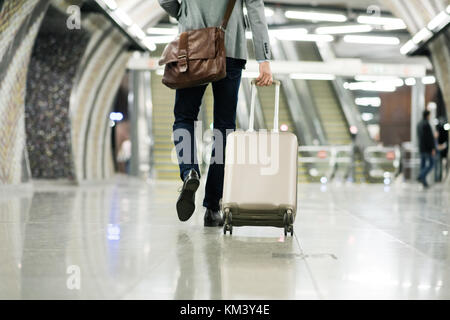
[[0, 177, 449, 299]]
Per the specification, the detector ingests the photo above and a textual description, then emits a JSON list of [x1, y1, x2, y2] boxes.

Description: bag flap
[[158, 27, 219, 66]]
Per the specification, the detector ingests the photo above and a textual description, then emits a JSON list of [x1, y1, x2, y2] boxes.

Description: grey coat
[[158, 0, 271, 61]]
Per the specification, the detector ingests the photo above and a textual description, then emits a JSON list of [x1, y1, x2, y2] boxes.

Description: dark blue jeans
[[173, 58, 245, 211], [418, 152, 435, 182]]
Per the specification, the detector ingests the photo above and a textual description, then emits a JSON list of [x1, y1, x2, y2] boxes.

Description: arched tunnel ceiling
[[114, 0, 390, 30], [116, 0, 165, 29]]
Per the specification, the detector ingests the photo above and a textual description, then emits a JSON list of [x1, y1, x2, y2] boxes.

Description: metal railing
[[299, 145, 402, 183], [298, 145, 353, 182], [363, 146, 401, 182], [400, 142, 421, 181]]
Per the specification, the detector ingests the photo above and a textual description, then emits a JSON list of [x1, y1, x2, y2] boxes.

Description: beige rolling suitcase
[[222, 80, 298, 236]]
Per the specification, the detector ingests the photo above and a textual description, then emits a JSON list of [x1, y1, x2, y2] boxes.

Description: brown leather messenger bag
[[158, 0, 237, 89]]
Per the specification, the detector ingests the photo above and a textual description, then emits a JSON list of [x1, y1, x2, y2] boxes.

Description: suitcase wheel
[[223, 209, 233, 235], [223, 224, 233, 235], [284, 224, 294, 237], [284, 210, 294, 237]]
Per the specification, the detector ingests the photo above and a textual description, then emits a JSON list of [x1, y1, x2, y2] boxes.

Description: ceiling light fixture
[[343, 35, 400, 45], [290, 73, 336, 81], [422, 76, 436, 85], [354, 76, 404, 87], [344, 81, 397, 92], [265, 8, 274, 17], [102, 0, 118, 11], [355, 97, 381, 107], [114, 8, 132, 26], [315, 25, 373, 35], [285, 10, 347, 22], [400, 40, 417, 55], [142, 38, 156, 51], [129, 24, 146, 40], [412, 28, 433, 44], [427, 11, 450, 31], [357, 15, 406, 29], [405, 78, 417, 86], [272, 30, 333, 42]]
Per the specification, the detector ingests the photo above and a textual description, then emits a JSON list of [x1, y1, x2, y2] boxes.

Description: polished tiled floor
[[0, 176, 449, 299]]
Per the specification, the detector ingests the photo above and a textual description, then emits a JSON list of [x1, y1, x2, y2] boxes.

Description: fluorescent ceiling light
[[272, 31, 333, 42], [269, 28, 308, 36], [357, 15, 406, 29], [354, 76, 404, 87], [145, 36, 174, 44], [355, 97, 381, 107], [102, 0, 118, 11], [383, 24, 408, 31], [316, 25, 373, 35], [343, 35, 400, 45], [400, 40, 416, 55], [129, 24, 146, 40], [427, 11, 450, 31], [405, 78, 417, 86], [412, 28, 433, 44], [142, 38, 156, 51], [285, 10, 347, 22], [447, 5, 450, 14], [147, 27, 178, 35], [422, 76, 436, 84], [243, 7, 274, 17], [344, 81, 397, 92], [361, 113, 374, 122], [115, 8, 132, 26], [265, 8, 274, 17], [290, 73, 336, 81]]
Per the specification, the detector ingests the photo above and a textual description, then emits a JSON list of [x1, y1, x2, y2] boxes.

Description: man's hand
[[256, 61, 273, 86]]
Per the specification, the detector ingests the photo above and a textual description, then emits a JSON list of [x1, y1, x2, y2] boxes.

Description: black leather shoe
[[176, 169, 200, 222], [204, 209, 224, 227]]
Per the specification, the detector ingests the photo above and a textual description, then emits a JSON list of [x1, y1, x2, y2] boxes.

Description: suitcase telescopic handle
[[248, 80, 281, 132]]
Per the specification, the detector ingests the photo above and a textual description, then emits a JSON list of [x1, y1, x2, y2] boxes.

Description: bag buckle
[[178, 55, 188, 73]]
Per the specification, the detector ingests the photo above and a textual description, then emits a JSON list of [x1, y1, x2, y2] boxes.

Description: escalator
[[294, 42, 351, 146], [294, 42, 366, 182], [150, 71, 179, 180]]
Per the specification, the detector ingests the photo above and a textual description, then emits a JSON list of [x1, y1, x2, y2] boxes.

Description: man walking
[[158, 0, 273, 226], [417, 110, 436, 188]]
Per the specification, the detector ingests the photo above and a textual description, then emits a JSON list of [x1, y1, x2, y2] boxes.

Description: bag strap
[[221, 0, 237, 30], [178, 32, 189, 72]]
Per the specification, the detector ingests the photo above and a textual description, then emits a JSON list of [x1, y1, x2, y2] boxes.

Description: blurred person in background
[[435, 118, 449, 182], [417, 110, 436, 188]]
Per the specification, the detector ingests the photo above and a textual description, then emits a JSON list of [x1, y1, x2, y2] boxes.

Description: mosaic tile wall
[[93, 52, 131, 180], [0, 1, 133, 183], [25, 6, 90, 179], [70, 26, 129, 181], [0, 0, 49, 185]]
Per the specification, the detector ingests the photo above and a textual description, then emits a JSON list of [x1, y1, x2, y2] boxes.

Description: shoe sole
[[176, 178, 200, 222]]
